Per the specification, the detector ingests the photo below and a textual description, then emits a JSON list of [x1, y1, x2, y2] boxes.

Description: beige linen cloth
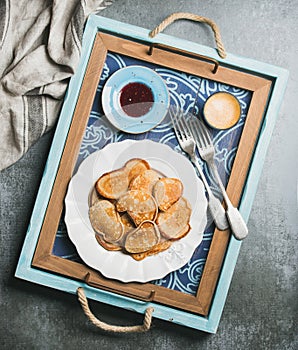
[[0, 0, 113, 170]]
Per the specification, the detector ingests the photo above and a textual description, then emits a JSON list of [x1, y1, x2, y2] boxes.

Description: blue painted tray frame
[[15, 15, 288, 333]]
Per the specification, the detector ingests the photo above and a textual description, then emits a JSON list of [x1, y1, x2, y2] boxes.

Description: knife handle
[[208, 192, 229, 231], [210, 161, 248, 240], [191, 156, 228, 231]]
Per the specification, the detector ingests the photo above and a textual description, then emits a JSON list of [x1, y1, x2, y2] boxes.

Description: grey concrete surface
[[1, 1, 297, 349]]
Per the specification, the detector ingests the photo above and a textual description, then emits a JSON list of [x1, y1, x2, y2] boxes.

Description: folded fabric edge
[[0, 0, 114, 171]]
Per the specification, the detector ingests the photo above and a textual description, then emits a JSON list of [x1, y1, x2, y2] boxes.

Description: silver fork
[[170, 108, 229, 231], [190, 118, 248, 240]]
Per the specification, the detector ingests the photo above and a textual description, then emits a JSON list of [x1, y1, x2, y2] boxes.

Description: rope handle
[[149, 12, 227, 59], [77, 288, 154, 333]]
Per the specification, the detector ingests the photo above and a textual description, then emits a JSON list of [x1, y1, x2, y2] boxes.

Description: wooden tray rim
[[30, 30, 272, 315], [15, 14, 289, 333]]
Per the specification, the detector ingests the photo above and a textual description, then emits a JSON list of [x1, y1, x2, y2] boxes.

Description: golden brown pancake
[[124, 221, 160, 254], [95, 168, 129, 199], [89, 200, 124, 243], [124, 158, 150, 182], [129, 169, 161, 193], [116, 190, 157, 226], [153, 177, 183, 211], [131, 240, 172, 261], [156, 197, 192, 240], [95, 158, 151, 199], [95, 234, 122, 251]]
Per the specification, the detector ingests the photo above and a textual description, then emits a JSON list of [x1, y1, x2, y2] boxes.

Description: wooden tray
[[15, 14, 288, 333]]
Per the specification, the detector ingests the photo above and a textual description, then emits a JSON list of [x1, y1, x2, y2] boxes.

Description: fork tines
[[169, 107, 192, 140], [190, 117, 214, 151]]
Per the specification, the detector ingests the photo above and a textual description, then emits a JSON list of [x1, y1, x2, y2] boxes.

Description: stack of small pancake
[[89, 158, 192, 260]]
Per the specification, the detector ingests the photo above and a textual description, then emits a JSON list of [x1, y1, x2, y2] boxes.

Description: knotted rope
[[77, 288, 154, 333], [149, 12, 227, 59]]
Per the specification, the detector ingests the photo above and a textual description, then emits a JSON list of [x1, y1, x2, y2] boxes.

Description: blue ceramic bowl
[[102, 65, 169, 134]]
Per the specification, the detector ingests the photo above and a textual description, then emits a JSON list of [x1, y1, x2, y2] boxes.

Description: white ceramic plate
[[65, 140, 207, 282], [101, 66, 169, 134]]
